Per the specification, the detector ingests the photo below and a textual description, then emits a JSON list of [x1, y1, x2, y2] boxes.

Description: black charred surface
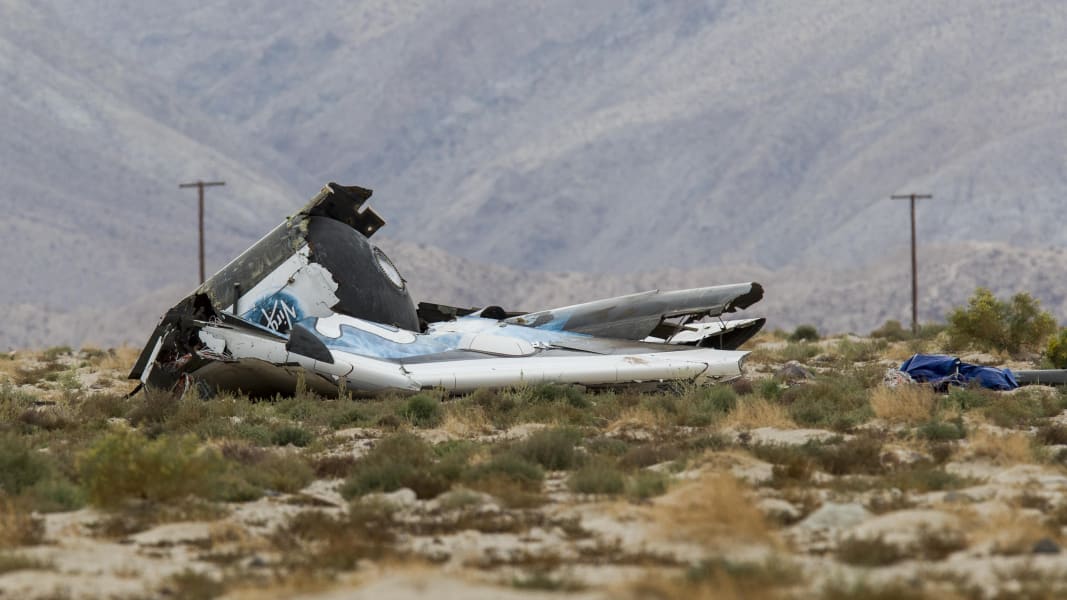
[[306, 216, 418, 331], [287, 324, 335, 364]]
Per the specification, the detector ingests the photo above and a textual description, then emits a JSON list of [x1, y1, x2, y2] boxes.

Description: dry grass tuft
[[651, 471, 773, 547], [607, 407, 666, 436], [954, 507, 1052, 556], [967, 429, 1035, 465], [870, 385, 936, 424], [441, 405, 493, 437], [0, 497, 44, 548], [720, 397, 794, 429], [99, 346, 141, 372]]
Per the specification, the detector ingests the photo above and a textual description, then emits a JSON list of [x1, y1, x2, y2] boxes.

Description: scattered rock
[[880, 446, 932, 469], [776, 361, 813, 382], [1033, 537, 1060, 554], [127, 522, 214, 547], [757, 498, 801, 524], [846, 509, 963, 554], [373, 488, 418, 509], [942, 491, 975, 504]]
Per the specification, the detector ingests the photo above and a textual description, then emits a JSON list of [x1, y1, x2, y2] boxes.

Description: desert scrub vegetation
[[946, 287, 1057, 356]]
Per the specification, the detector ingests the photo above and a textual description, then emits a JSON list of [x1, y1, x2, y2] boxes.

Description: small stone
[[1033, 537, 1060, 554], [776, 361, 813, 382], [942, 491, 974, 504]]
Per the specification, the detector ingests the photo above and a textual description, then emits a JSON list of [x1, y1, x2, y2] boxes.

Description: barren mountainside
[[2, 1, 1067, 347]]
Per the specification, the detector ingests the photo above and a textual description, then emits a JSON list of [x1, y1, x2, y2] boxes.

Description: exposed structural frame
[[131, 183, 766, 398]]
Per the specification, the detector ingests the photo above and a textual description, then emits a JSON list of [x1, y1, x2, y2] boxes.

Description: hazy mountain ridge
[[41, 1, 1067, 273], [3, 1, 1067, 348]]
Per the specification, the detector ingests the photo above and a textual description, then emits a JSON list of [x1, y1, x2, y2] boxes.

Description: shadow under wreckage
[[130, 183, 766, 398]]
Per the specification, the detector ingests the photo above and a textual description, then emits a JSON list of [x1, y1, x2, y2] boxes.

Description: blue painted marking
[[242, 292, 304, 334]]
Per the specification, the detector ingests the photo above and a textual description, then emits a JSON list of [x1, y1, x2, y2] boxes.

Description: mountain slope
[[43, 0, 1067, 273]]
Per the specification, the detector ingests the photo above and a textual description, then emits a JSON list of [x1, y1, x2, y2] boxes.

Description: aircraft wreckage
[[130, 183, 766, 397]]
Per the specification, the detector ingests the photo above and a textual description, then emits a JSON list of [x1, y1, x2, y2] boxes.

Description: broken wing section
[[129, 183, 419, 390], [503, 283, 763, 341]]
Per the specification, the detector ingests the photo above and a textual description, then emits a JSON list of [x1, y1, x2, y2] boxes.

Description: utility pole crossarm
[[179, 180, 226, 284], [891, 193, 933, 335]]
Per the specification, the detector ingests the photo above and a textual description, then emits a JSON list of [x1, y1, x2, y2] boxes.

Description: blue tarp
[[900, 354, 1019, 391]]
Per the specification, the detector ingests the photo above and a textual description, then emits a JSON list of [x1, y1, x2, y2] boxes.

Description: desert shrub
[[584, 437, 631, 457], [833, 338, 888, 364], [312, 454, 359, 479], [568, 460, 625, 495], [946, 288, 1056, 355], [769, 454, 815, 487], [464, 452, 545, 507], [76, 393, 129, 424], [161, 569, 225, 600], [943, 385, 995, 411], [41, 346, 72, 362], [274, 502, 396, 572], [686, 557, 802, 596], [789, 324, 820, 342], [982, 392, 1067, 429], [0, 435, 52, 495], [759, 379, 783, 400], [398, 394, 443, 428], [619, 444, 680, 469], [884, 467, 971, 492], [524, 384, 590, 409], [627, 470, 669, 500], [25, 479, 85, 513], [1036, 424, 1067, 445], [672, 385, 737, 426], [836, 534, 904, 566], [870, 384, 935, 424], [917, 418, 967, 441], [0, 497, 44, 548], [0, 552, 51, 575], [782, 377, 872, 431], [238, 452, 314, 495], [78, 431, 226, 507], [871, 319, 912, 341], [341, 433, 455, 499], [1046, 328, 1067, 368], [513, 427, 582, 470], [126, 391, 180, 428], [808, 436, 885, 476], [779, 342, 820, 363], [271, 425, 313, 447]]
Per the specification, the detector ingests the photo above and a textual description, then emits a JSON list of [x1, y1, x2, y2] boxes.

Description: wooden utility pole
[[179, 180, 226, 283], [891, 193, 932, 334]]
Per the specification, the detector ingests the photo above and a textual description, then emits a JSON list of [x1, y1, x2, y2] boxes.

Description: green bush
[[946, 288, 1057, 355], [78, 431, 225, 508], [0, 435, 52, 495], [870, 319, 911, 341], [789, 324, 820, 342], [271, 425, 313, 447], [917, 418, 967, 441], [514, 428, 582, 470], [626, 470, 669, 500], [465, 452, 544, 491], [783, 377, 872, 431], [1046, 328, 1067, 368], [398, 394, 443, 428], [568, 461, 625, 495], [341, 433, 455, 499]]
